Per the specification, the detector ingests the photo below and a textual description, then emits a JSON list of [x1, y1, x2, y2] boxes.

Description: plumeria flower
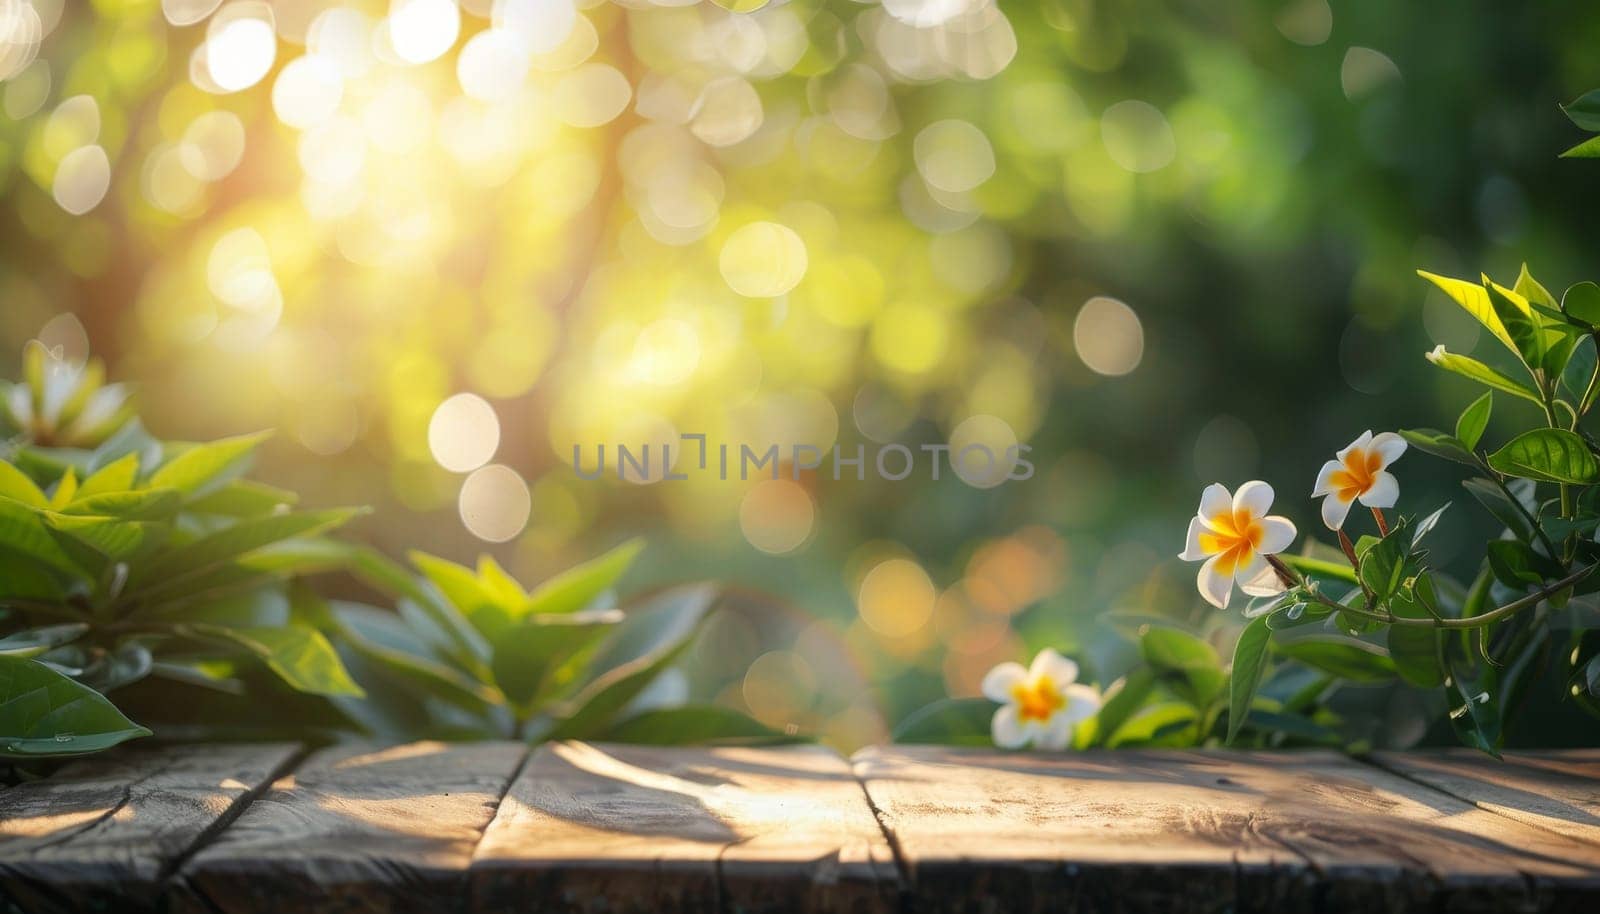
[[981, 648, 1101, 750], [1179, 481, 1297, 610], [1312, 431, 1406, 531]]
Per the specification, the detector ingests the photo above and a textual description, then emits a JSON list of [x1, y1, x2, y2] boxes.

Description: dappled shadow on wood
[[855, 746, 1600, 914], [469, 742, 898, 914], [171, 741, 526, 914]]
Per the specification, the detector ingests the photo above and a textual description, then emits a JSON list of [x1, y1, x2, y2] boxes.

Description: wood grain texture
[[1373, 749, 1600, 846], [0, 742, 299, 913], [853, 746, 1600, 914], [170, 741, 526, 914], [469, 741, 899, 914]]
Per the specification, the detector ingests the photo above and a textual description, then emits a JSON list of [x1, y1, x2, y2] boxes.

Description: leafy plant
[[904, 265, 1600, 756], [317, 541, 781, 744], [0, 346, 777, 760], [1221, 265, 1600, 755]]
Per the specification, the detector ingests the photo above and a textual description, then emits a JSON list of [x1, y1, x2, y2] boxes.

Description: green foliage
[[0, 351, 769, 759], [1224, 264, 1600, 754], [1563, 89, 1600, 156]]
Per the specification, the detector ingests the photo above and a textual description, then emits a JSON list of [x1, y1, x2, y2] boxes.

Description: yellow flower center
[[1011, 675, 1065, 723], [1328, 448, 1381, 502], [1197, 507, 1264, 575]]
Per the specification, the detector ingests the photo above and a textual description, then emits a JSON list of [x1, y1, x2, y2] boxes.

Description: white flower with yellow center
[[1179, 480, 1297, 609], [1311, 430, 1406, 531], [980, 649, 1101, 750]]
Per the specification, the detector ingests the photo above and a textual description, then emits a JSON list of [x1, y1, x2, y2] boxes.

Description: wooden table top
[[2, 741, 1598, 913]]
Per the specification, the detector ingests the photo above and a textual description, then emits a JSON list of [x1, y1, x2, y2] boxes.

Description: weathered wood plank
[[171, 741, 526, 914], [1373, 749, 1600, 847], [470, 741, 899, 914], [0, 742, 299, 913], [853, 746, 1600, 914]]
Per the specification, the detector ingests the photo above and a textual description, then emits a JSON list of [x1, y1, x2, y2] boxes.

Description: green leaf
[[1560, 135, 1600, 158], [186, 480, 299, 517], [1138, 626, 1225, 707], [1387, 576, 1444, 688], [476, 555, 526, 608], [1563, 89, 1600, 130], [1105, 701, 1199, 747], [132, 507, 365, 589], [347, 546, 492, 677], [1399, 428, 1478, 466], [1227, 615, 1270, 745], [1483, 280, 1546, 373], [1276, 635, 1396, 682], [45, 513, 170, 565], [59, 487, 182, 520], [76, 453, 139, 499], [0, 655, 151, 757], [1461, 478, 1534, 541], [0, 494, 87, 576], [1084, 666, 1155, 746], [1357, 522, 1412, 602], [1455, 393, 1493, 451], [1418, 271, 1519, 357], [1514, 264, 1559, 310], [890, 698, 994, 746], [522, 538, 644, 617], [491, 609, 623, 712], [598, 706, 789, 745], [0, 624, 88, 658], [544, 584, 720, 739], [1486, 540, 1560, 588], [1563, 282, 1600, 327], [1422, 347, 1543, 405], [328, 601, 501, 711], [147, 432, 272, 498], [409, 551, 506, 640], [1487, 428, 1600, 484], [1276, 553, 1358, 584], [0, 460, 48, 507], [182, 623, 365, 697]]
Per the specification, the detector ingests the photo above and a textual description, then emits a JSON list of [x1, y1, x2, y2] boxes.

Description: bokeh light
[[429, 393, 500, 473]]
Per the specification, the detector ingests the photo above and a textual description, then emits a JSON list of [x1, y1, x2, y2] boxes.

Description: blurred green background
[[2, 0, 1598, 748]]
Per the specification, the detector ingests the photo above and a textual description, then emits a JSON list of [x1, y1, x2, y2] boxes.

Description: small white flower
[[1311, 430, 1406, 531], [981, 648, 1101, 750], [1178, 480, 1297, 610]]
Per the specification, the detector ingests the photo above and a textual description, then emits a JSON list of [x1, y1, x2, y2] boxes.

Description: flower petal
[[1196, 553, 1232, 609], [1311, 459, 1342, 497], [1369, 432, 1407, 467], [1336, 430, 1374, 461], [1059, 683, 1102, 725], [1197, 483, 1232, 529], [1320, 492, 1354, 531], [1257, 515, 1297, 555], [991, 705, 1025, 748], [1232, 480, 1275, 518], [1029, 648, 1078, 685], [1357, 470, 1400, 508], [980, 662, 1027, 703], [1179, 516, 1210, 561], [1038, 712, 1075, 751], [1239, 561, 1287, 597]]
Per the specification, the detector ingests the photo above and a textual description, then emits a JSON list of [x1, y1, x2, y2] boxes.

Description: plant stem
[[1271, 559, 1595, 631], [1370, 507, 1389, 536]]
